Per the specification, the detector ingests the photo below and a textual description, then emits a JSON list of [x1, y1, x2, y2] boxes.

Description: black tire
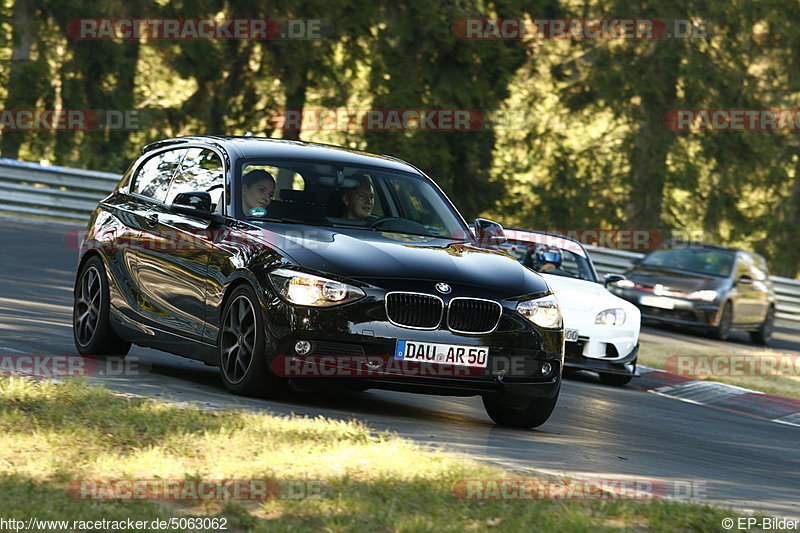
[[218, 285, 286, 397], [750, 305, 775, 345], [73, 256, 131, 358], [599, 372, 633, 386], [482, 385, 560, 429], [712, 301, 733, 341]]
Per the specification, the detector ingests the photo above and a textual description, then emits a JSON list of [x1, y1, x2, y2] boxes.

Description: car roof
[[141, 135, 420, 174], [658, 240, 740, 253]]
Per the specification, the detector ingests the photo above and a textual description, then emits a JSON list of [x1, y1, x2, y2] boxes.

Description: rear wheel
[[73, 256, 131, 358], [750, 305, 775, 345], [482, 385, 560, 428], [712, 301, 733, 341], [218, 285, 285, 397]]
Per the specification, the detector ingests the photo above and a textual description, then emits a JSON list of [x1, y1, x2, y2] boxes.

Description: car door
[[730, 252, 760, 324], [133, 146, 225, 340], [749, 253, 771, 322]]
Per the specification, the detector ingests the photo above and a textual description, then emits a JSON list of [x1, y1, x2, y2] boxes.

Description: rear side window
[[166, 148, 224, 206], [132, 149, 185, 202]]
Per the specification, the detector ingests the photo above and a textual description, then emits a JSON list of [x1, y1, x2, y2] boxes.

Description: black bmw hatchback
[[72, 136, 564, 428]]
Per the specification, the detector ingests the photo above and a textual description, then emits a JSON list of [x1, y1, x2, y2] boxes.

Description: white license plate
[[395, 340, 488, 368], [640, 295, 676, 310], [565, 329, 579, 342]]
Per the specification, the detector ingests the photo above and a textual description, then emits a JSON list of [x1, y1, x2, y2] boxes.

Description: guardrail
[[0, 158, 121, 221], [2, 157, 799, 327]]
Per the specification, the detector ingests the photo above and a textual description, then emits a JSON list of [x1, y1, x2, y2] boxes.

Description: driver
[[341, 175, 375, 220], [529, 246, 562, 273], [242, 169, 275, 215]]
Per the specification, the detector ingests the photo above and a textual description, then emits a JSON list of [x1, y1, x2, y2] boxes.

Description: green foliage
[[1, 0, 800, 275]]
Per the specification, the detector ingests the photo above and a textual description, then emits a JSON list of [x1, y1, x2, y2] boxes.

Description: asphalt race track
[[1, 217, 798, 519]]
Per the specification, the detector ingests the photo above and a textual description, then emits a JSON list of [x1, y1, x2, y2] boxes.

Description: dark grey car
[[609, 243, 776, 344]]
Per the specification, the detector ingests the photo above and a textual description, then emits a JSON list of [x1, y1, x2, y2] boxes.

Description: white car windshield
[[501, 239, 597, 282]]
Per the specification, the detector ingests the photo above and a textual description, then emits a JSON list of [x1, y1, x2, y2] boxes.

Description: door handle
[[145, 213, 159, 225]]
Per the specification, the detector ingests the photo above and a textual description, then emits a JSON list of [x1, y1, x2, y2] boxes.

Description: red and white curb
[[631, 366, 800, 428]]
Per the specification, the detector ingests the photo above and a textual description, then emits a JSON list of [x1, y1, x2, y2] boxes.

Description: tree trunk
[[625, 42, 681, 231], [1, 0, 37, 159]]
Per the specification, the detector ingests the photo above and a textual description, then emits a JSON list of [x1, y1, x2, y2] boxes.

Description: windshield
[[236, 159, 468, 239], [501, 240, 597, 282], [641, 248, 735, 277]]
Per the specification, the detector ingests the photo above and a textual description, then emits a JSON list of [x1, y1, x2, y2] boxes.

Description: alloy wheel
[[220, 295, 257, 384], [74, 266, 102, 346]]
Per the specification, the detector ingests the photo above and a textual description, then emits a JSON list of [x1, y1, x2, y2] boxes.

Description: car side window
[[165, 148, 224, 208], [131, 149, 185, 202]]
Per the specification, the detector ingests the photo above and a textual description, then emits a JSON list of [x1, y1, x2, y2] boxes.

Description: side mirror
[[737, 274, 753, 285], [474, 218, 506, 247], [604, 273, 626, 288], [171, 191, 224, 223]]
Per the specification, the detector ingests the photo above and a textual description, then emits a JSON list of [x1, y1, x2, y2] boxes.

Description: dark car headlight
[[516, 294, 562, 329], [269, 268, 365, 307], [688, 290, 717, 302]]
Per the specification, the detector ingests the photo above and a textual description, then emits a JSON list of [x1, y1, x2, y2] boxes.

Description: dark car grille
[[447, 298, 502, 333], [385, 293, 443, 329]]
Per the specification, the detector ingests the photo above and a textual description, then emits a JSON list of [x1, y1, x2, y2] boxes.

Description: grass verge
[[0, 376, 760, 532], [638, 342, 800, 399]]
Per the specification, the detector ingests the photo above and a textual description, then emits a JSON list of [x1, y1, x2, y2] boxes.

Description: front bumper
[[611, 288, 721, 328], [263, 290, 563, 399], [565, 342, 638, 376]]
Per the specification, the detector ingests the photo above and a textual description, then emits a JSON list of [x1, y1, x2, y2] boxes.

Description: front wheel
[[218, 285, 286, 397], [482, 385, 560, 429], [712, 301, 733, 341], [73, 256, 131, 358], [750, 305, 775, 345]]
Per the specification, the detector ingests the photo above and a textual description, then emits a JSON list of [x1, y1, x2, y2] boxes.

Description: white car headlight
[[595, 308, 626, 326], [688, 290, 717, 302], [269, 268, 365, 307], [516, 294, 562, 329]]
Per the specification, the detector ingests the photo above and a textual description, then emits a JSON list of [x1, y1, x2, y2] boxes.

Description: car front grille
[[385, 293, 503, 333], [447, 298, 503, 333], [385, 293, 443, 329]]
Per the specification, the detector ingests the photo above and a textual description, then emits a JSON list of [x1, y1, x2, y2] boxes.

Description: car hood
[[541, 274, 611, 312], [269, 227, 549, 296], [624, 265, 724, 292]]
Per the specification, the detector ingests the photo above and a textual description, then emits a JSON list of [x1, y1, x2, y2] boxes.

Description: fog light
[[540, 362, 552, 375], [295, 340, 312, 355]]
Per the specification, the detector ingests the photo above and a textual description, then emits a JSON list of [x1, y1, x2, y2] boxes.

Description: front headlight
[[688, 290, 717, 302], [595, 308, 626, 326], [516, 294, 562, 329], [269, 268, 365, 307]]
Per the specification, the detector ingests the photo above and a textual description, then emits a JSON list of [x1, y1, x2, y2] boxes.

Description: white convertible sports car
[[498, 229, 641, 386]]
